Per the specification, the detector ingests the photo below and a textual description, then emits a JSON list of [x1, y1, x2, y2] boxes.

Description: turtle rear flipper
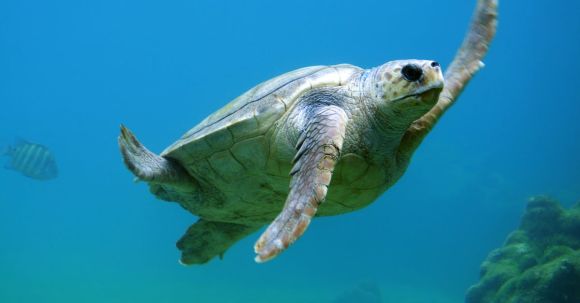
[[118, 125, 195, 188], [177, 219, 259, 265]]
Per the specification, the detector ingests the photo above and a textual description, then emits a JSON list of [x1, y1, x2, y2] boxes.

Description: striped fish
[[2, 140, 58, 180]]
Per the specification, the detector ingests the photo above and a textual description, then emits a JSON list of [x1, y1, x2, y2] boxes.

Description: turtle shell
[[161, 64, 361, 171]]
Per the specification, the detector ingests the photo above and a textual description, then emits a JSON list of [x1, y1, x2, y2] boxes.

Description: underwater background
[[1, 0, 579, 302]]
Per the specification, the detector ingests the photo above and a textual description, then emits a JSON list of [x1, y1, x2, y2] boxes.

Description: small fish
[[2, 139, 58, 180]]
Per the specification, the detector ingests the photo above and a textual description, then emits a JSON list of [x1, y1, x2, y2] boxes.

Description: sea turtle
[[119, 0, 497, 264]]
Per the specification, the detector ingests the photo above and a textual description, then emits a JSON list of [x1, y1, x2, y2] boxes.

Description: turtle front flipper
[[254, 105, 348, 263], [118, 125, 195, 188], [398, 0, 497, 158], [177, 219, 259, 265]]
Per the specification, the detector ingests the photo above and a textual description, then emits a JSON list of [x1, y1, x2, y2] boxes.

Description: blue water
[[1, 1, 579, 302]]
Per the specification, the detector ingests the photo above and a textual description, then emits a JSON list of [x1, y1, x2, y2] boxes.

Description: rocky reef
[[332, 281, 382, 303], [466, 196, 580, 303]]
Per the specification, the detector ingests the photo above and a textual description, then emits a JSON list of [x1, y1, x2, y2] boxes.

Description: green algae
[[466, 196, 580, 303]]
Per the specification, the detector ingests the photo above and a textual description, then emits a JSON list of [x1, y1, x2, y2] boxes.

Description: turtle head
[[374, 60, 443, 107], [359, 59, 444, 132]]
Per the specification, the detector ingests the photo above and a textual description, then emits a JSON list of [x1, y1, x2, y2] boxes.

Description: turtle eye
[[401, 64, 423, 82]]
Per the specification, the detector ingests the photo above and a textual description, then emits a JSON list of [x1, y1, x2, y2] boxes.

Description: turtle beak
[[420, 60, 444, 92], [392, 83, 443, 103], [415, 85, 443, 102], [390, 60, 444, 103]]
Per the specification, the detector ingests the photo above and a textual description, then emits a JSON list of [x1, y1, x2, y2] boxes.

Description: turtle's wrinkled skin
[[119, 0, 497, 264]]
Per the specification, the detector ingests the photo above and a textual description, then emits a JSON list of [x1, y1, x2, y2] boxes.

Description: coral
[[466, 196, 580, 303]]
